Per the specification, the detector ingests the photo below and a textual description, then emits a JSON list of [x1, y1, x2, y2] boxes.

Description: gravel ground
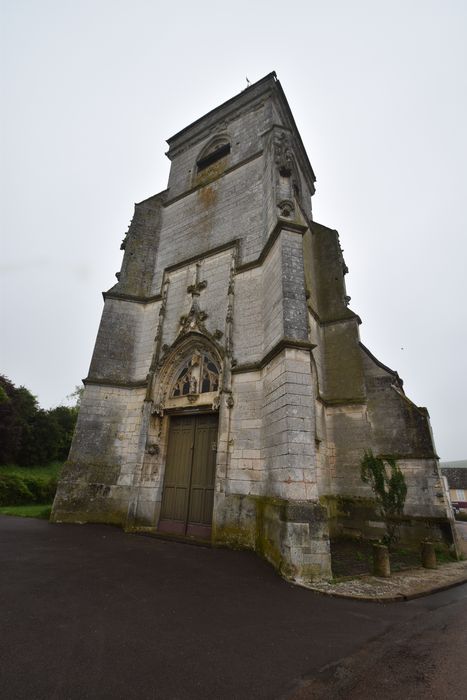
[[307, 560, 467, 601]]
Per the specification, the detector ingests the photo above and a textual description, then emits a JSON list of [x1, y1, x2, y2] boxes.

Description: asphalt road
[[1, 516, 466, 700]]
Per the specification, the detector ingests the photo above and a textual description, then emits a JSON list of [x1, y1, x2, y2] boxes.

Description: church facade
[[52, 73, 456, 583]]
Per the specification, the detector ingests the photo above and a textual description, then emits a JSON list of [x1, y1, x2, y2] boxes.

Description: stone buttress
[[52, 73, 458, 582]]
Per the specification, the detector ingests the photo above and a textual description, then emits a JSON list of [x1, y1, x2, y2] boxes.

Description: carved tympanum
[[172, 351, 219, 398]]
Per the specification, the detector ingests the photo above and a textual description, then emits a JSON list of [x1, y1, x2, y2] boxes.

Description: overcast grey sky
[[1, 0, 466, 460]]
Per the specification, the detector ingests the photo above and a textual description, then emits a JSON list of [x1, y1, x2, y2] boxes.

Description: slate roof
[[441, 462, 467, 489], [441, 460, 467, 469]]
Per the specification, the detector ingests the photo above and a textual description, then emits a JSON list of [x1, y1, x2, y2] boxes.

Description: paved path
[[308, 559, 467, 600], [1, 516, 466, 699]]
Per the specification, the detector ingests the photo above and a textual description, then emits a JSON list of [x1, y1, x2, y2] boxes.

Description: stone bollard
[[372, 543, 390, 577], [421, 541, 437, 569]]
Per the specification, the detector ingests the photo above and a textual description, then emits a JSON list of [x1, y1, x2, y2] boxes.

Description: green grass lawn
[[0, 504, 52, 519]]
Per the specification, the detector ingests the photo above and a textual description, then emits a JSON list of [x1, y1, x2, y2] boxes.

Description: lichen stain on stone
[[194, 158, 227, 189], [51, 509, 127, 526], [197, 184, 217, 209], [213, 524, 255, 550]]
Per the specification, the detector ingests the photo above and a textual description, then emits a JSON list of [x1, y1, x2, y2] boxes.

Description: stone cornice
[[103, 291, 162, 305], [164, 240, 239, 273], [377, 452, 440, 461], [83, 378, 148, 389], [231, 338, 315, 374], [103, 220, 308, 307], [316, 396, 366, 407], [103, 241, 239, 305], [307, 303, 361, 328], [236, 221, 308, 273]]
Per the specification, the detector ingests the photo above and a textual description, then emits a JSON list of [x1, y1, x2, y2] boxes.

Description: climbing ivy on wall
[[360, 450, 408, 548]]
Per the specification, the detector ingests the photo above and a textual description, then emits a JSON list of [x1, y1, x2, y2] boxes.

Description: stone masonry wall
[[233, 268, 262, 364], [153, 157, 264, 293], [261, 348, 317, 500], [114, 193, 164, 298], [52, 73, 456, 575], [88, 298, 160, 383], [52, 384, 147, 524]]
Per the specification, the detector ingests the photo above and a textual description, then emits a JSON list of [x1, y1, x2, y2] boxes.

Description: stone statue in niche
[[274, 131, 293, 177]]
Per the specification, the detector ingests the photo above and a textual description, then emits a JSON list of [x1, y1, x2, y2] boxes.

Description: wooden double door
[[159, 413, 218, 539]]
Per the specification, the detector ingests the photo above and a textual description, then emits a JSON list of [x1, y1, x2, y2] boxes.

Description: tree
[[0, 377, 19, 463], [66, 385, 84, 407], [360, 450, 408, 548], [0, 376, 38, 464], [0, 375, 80, 466], [48, 405, 79, 460]]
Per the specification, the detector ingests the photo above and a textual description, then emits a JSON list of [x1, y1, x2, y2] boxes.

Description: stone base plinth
[[213, 494, 332, 583]]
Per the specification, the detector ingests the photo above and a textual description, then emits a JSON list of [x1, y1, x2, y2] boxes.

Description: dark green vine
[[360, 450, 407, 548]]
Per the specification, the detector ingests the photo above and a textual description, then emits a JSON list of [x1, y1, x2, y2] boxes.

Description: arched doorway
[[156, 345, 222, 539]]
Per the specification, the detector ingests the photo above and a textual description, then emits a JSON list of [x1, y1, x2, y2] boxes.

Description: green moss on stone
[[213, 523, 255, 550]]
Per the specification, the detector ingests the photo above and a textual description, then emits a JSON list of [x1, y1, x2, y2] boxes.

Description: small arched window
[[196, 138, 231, 173]]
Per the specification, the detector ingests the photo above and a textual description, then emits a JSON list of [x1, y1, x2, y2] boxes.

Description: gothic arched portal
[[154, 335, 222, 539]]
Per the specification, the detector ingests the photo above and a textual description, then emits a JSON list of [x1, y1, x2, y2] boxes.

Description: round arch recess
[[196, 134, 231, 168]]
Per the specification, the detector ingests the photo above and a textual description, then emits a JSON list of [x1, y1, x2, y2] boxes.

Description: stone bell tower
[[52, 72, 457, 582]]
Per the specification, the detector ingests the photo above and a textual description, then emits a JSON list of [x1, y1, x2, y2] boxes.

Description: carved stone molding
[[178, 299, 209, 336], [225, 253, 236, 358], [274, 131, 293, 177], [146, 442, 159, 456], [278, 199, 295, 218], [151, 402, 164, 418], [179, 260, 209, 337], [187, 279, 207, 296]]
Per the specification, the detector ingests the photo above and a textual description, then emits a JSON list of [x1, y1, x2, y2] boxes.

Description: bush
[[23, 477, 58, 503], [0, 474, 34, 505], [0, 472, 58, 506]]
